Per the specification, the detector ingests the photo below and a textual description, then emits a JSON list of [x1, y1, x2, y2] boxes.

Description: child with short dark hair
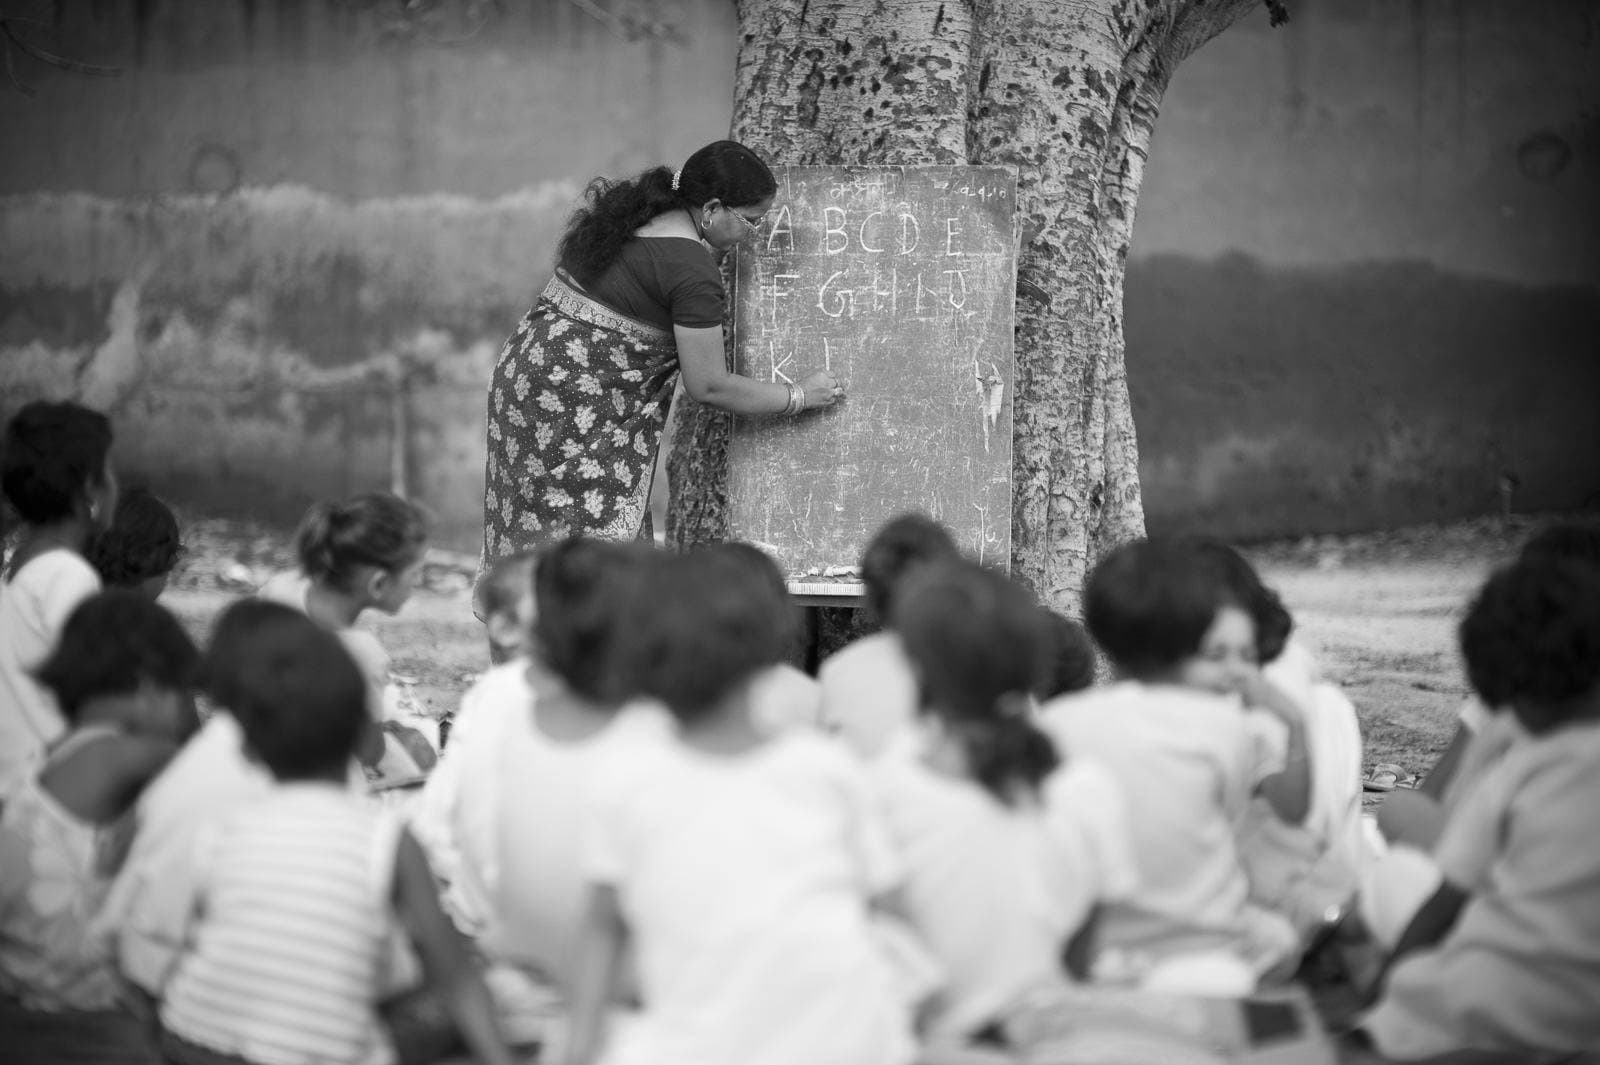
[[1192, 540, 1366, 944], [0, 400, 117, 793], [152, 612, 516, 1065], [1036, 610, 1096, 700], [564, 544, 915, 1065], [475, 548, 539, 667], [0, 591, 197, 1061], [260, 492, 434, 777], [873, 558, 1137, 1043], [1360, 556, 1600, 1060], [1381, 519, 1600, 850], [413, 537, 666, 981], [1041, 538, 1311, 993], [719, 541, 824, 734], [86, 487, 182, 599], [820, 513, 962, 757], [105, 601, 342, 996]]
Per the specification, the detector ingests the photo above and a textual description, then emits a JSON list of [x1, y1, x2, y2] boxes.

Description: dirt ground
[[160, 513, 1545, 782]]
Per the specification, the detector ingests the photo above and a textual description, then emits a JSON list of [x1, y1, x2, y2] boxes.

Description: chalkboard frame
[[725, 164, 1021, 596]]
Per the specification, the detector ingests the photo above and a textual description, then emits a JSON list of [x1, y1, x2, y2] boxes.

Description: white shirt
[[585, 731, 915, 1065], [258, 571, 391, 718], [0, 550, 100, 793], [818, 633, 918, 759], [411, 661, 669, 985], [873, 740, 1139, 1036], [100, 714, 274, 991], [160, 784, 404, 1065], [1040, 682, 1293, 975]]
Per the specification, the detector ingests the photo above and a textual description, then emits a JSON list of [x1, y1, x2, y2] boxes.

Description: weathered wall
[[0, 0, 735, 549], [1, 0, 1594, 546], [1128, 0, 1599, 538]]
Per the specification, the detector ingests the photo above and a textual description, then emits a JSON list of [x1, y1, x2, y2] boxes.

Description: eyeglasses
[[728, 208, 764, 237]]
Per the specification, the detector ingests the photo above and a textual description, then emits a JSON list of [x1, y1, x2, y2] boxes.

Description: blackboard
[[728, 165, 1018, 586]]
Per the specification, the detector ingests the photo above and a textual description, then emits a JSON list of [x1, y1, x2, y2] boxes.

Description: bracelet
[[783, 381, 805, 415]]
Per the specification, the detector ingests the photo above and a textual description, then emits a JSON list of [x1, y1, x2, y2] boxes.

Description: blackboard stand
[[787, 581, 864, 675]]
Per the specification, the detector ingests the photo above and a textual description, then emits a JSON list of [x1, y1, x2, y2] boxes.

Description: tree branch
[[1161, 0, 1285, 70]]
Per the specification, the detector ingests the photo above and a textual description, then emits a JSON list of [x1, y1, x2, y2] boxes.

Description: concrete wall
[[1128, 0, 1599, 538], [1, 0, 1595, 547], [0, 0, 735, 549]]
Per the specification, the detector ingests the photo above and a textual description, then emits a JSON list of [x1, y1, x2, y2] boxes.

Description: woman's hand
[[799, 370, 844, 410]]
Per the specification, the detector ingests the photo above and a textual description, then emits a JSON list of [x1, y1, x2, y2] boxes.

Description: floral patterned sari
[[481, 269, 679, 566]]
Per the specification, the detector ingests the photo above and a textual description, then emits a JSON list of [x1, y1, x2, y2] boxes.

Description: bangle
[[783, 381, 804, 415]]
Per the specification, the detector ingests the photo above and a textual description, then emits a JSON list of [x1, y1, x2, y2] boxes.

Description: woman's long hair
[[559, 140, 776, 285]]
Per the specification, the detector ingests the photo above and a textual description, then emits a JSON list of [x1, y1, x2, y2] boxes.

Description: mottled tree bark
[[669, 0, 1269, 613]]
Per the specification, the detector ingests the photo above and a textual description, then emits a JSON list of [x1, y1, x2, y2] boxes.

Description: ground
[[162, 512, 1539, 782]]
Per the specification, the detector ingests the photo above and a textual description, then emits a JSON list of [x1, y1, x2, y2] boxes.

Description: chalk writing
[[728, 165, 1019, 580]]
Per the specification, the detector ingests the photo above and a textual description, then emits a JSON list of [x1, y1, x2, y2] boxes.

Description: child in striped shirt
[[152, 608, 514, 1065]]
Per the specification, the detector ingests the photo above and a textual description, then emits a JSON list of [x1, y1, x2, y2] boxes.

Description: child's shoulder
[[2, 548, 98, 603]]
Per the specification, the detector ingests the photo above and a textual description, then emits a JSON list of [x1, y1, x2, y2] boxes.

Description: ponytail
[[892, 556, 1062, 806], [294, 492, 427, 593], [956, 692, 1061, 806], [558, 140, 776, 285]]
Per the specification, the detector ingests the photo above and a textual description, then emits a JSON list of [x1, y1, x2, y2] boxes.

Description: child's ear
[[365, 568, 391, 603]]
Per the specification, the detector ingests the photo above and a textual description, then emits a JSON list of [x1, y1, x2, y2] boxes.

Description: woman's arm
[[391, 829, 516, 1065], [563, 883, 628, 1065], [675, 325, 840, 415]]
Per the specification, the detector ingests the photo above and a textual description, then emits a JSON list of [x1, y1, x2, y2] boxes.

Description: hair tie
[[670, 168, 682, 192], [995, 691, 1034, 720]]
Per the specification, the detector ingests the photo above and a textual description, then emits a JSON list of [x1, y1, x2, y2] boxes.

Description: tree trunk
[[669, 0, 1269, 614]]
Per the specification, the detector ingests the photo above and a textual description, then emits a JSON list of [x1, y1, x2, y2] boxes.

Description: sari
[[482, 269, 680, 565]]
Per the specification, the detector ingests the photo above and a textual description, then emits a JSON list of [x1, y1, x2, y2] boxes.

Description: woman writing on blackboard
[[482, 140, 842, 567]]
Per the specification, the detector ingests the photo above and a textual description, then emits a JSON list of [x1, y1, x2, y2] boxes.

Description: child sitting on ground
[[104, 601, 360, 993], [86, 487, 182, 599], [1378, 520, 1600, 852], [0, 401, 117, 794], [148, 609, 515, 1065], [413, 537, 665, 974], [722, 542, 824, 734], [819, 513, 962, 758], [0, 591, 198, 1063], [260, 492, 435, 778], [1357, 555, 1600, 1061], [1194, 540, 1366, 946], [564, 543, 916, 1065], [873, 558, 1137, 1045], [1040, 538, 1311, 994], [1036, 610, 1097, 701], [474, 548, 539, 669]]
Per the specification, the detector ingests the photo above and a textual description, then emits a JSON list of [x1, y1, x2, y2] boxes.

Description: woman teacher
[[482, 140, 840, 564]]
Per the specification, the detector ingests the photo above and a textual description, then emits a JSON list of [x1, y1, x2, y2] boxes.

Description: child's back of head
[[1460, 557, 1600, 736], [476, 548, 539, 663], [613, 544, 789, 722], [1038, 610, 1096, 700], [294, 492, 428, 611], [87, 487, 181, 598], [34, 589, 199, 738], [1519, 520, 1600, 573], [203, 599, 368, 781], [860, 512, 961, 624], [1084, 538, 1241, 681], [1, 400, 116, 533], [534, 537, 657, 704], [894, 558, 1060, 804]]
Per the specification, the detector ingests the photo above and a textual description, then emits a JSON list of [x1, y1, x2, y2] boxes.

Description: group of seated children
[[2, 397, 1598, 1065]]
